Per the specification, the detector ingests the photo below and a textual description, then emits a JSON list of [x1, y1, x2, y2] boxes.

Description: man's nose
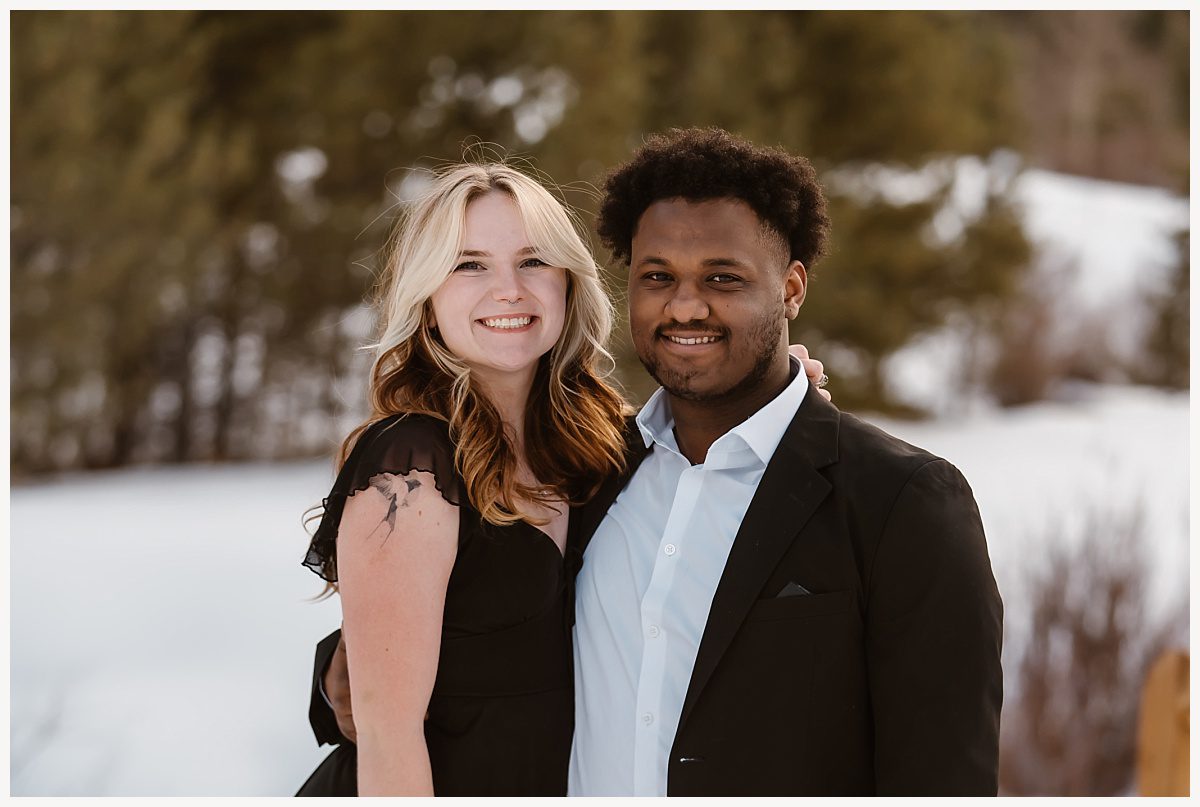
[[664, 282, 709, 322], [491, 265, 526, 304]]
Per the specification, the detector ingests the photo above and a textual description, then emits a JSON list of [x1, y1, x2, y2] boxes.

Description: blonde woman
[[298, 163, 827, 796]]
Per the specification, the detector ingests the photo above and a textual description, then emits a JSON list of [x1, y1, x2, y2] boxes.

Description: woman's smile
[[476, 314, 538, 332]]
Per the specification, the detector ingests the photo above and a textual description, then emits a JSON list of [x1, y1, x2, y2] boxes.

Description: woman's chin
[[464, 357, 542, 383]]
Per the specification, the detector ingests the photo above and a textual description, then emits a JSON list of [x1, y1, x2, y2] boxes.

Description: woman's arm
[[336, 468, 460, 796]]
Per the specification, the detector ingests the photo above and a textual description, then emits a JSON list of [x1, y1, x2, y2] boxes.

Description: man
[[308, 128, 1003, 796]]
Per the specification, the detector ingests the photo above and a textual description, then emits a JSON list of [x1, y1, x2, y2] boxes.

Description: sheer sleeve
[[302, 414, 464, 582]]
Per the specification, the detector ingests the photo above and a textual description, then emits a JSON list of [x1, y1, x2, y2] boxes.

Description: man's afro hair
[[596, 127, 830, 269]]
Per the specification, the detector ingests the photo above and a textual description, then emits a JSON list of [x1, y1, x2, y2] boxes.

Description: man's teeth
[[666, 335, 720, 345], [481, 316, 532, 329]]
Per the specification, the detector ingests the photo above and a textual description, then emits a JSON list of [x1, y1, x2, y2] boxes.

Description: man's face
[[628, 197, 806, 403]]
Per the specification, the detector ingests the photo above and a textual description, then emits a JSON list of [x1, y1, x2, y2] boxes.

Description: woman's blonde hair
[[341, 162, 630, 529]]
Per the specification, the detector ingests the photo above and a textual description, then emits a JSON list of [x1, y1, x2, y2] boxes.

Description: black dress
[[297, 414, 574, 796]]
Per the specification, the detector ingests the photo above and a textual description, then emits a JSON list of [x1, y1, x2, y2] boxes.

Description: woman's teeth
[[481, 316, 532, 329]]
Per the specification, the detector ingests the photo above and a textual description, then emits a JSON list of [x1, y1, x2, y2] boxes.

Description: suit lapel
[[676, 386, 841, 733]]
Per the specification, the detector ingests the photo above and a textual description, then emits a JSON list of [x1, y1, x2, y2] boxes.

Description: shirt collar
[[636, 355, 809, 468], [636, 385, 673, 450]]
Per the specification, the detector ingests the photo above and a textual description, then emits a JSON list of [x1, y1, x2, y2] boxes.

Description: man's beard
[[638, 310, 783, 404]]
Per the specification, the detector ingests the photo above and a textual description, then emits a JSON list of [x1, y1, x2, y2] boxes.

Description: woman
[[299, 162, 826, 795]]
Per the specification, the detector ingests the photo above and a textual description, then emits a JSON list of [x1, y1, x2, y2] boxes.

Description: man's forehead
[[633, 197, 789, 264]]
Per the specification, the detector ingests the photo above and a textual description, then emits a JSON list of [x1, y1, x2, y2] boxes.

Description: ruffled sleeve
[[302, 414, 464, 582]]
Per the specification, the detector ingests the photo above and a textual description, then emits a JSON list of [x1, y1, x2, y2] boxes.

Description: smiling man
[[623, 196, 806, 462], [567, 128, 1003, 796]]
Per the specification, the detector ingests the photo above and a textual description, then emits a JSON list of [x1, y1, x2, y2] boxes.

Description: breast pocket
[[745, 588, 854, 623]]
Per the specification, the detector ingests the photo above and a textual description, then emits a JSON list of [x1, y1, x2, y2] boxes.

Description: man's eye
[[642, 272, 672, 283], [709, 274, 741, 284], [454, 261, 484, 272]]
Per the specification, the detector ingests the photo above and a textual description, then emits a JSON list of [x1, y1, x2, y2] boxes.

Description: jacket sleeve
[[309, 628, 352, 747], [866, 458, 1003, 795]]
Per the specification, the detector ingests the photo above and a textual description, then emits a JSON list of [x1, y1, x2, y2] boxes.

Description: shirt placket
[[631, 453, 704, 795]]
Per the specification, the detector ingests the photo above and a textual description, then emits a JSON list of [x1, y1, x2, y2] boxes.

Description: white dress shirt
[[568, 359, 808, 796]]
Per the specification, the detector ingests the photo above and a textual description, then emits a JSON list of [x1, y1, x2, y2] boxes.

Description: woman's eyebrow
[[459, 246, 539, 257]]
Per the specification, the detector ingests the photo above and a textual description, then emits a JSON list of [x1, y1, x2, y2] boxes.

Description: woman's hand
[[789, 343, 831, 402]]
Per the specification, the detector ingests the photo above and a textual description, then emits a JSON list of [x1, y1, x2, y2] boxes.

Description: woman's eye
[[454, 261, 484, 272], [521, 257, 548, 268]]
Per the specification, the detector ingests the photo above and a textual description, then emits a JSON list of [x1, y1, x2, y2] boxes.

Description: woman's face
[[430, 191, 568, 392]]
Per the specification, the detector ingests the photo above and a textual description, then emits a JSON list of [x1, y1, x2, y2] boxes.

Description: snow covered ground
[[11, 458, 344, 795], [10, 384, 1188, 795], [9, 167, 1190, 795]]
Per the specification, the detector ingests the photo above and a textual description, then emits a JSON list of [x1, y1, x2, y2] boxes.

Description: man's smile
[[664, 334, 720, 345], [657, 329, 726, 354]]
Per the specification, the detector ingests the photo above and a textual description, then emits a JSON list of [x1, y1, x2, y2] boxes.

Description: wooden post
[[1137, 650, 1189, 796]]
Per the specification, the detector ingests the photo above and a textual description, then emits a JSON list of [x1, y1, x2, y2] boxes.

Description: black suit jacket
[[309, 384, 1003, 795], [572, 383, 1003, 795], [307, 629, 352, 748]]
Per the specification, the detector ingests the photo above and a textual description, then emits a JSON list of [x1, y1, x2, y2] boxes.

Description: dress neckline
[[521, 519, 566, 560]]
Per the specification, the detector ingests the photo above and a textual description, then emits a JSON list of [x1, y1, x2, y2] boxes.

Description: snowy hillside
[[861, 157, 1189, 413]]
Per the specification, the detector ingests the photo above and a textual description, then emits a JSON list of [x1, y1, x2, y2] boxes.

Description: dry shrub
[[1131, 228, 1189, 390], [985, 263, 1130, 407], [984, 278, 1069, 407], [998, 501, 1186, 794]]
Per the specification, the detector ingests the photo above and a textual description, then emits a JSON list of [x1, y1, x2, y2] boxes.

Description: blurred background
[[9, 9, 1190, 796]]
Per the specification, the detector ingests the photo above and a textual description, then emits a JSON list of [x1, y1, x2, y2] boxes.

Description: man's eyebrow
[[702, 257, 749, 268], [634, 256, 750, 269]]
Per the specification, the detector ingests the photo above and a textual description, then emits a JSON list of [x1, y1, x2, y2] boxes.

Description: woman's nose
[[491, 265, 525, 304]]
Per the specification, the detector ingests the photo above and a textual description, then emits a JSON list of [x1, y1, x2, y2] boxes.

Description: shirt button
[[642, 712, 654, 725], [647, 625, 661, 638], [664, 544, 677, 556]]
